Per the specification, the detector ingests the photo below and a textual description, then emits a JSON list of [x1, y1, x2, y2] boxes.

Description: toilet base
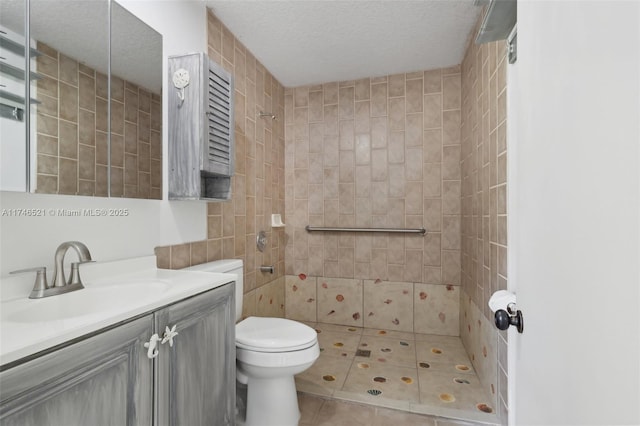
[[245, 375, 300, 426]]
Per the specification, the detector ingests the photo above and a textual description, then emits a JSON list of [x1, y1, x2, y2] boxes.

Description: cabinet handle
[[144, 333, 161, 359], [161, 325, 179, 347]]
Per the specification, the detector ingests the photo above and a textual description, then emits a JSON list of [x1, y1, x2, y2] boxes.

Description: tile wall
[[459, 17, 509, 422], [35, 42, 162, 198], [284, 68, 462, 335], [285, 275, 460, 336], [155, 10, 286, 319]]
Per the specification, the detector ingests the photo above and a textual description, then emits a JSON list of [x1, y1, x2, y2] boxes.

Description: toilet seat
[[236, 316, 318, 353]]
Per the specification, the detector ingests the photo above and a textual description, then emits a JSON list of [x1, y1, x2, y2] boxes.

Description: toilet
[[184, 259, 319, 426]]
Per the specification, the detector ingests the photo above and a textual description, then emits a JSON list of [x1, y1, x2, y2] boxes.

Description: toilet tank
[[183, 259, 243, 322]]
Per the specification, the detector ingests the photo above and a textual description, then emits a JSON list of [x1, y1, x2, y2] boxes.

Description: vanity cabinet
[[155, 281, 235, 425], [0, 315, 154, 425], [0, 282, 235, 426]]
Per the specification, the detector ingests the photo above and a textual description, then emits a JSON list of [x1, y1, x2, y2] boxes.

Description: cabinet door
[[155, 283, 235, 426], [0, 315, 154, 426]]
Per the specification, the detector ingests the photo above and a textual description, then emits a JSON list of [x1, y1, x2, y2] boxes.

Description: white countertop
[[0, 256, 235, 366]]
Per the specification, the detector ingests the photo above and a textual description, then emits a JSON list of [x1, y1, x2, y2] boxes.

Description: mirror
[[0, 0, 162, 199], [110, 1, 162, 199], [0, 0, 28, 192], [30, 0, 110, 196]]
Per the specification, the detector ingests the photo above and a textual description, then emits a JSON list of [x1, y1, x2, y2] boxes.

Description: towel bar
[[304, 226, 426, 235]]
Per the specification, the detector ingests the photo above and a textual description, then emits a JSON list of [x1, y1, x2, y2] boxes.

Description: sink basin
[[0, 255, 238, 366], [8, 281, 170, 323]]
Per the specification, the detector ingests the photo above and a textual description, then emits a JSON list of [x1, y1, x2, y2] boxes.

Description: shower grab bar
[[305, 225, 426, 235]]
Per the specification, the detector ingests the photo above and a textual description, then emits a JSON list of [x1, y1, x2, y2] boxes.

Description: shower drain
[[355, 349, 371, 357], [367, 389, 382, 396]]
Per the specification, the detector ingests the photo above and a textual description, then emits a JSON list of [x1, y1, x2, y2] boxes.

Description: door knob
[[489, 290, 523, 333], [495, 309, 524, 333]]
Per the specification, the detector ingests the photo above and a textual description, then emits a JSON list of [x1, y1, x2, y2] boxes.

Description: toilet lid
[[236, 317, 318, 352]]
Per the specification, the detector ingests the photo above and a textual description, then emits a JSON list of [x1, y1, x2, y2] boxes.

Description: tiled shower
[[157, 8, 508, 425]]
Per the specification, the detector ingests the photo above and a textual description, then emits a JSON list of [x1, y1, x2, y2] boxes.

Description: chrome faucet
[[10, 241, 93, 298]]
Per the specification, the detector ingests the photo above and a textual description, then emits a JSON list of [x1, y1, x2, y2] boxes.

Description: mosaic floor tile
[[418, 360, 477, 376], [414, 333, 463, 344], [417, 370, 495, 415], [316, 330, 362, 358], [416, 339, 471, 365], [341, 360, 420, 404], [314, 323, 364, 335], [298, 322, 499, 425], [361, 328, 416, 340], [296, 353, 353, 397], [356, 336, 417, 368]]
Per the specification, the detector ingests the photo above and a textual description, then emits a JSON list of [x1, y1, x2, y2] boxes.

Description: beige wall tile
[[170, 244, 191, 269], [58, 53, 78, 86], [111, 76, 124, 102], [423, 232, 442, 266], [371, 116, 388, 149], [355, 78, 370, 101], [37, 49, 58, 78], [423, 129, 442, 163], [363, 280, 414, 332], [285, 66, 463, 341], [59, 121, 78, 159], [443, 110, 461, 146], [371, 83, 388, 117], [406, 78, 424, 113], [459, 25, 509, 416], [317, 277, 364, 326], [323, 82, 338, 105], [442, 74, 461, 110], [424, 69, 442, 94], [423, 163, 442, 197], [78, 145, 95, 180], [36, 154, 57, 175], [339, 120, 355, 150], [405, 113, 423, 147], [388, 97, 406, 131], [423, 94, 442, 129], [256, 277, 285, 318], [339, 86, 355, 119], [388, 131, 405, 164], [285, 275, 317, 322], [414, 283, 459, 335], [59, 83, 78, 123]]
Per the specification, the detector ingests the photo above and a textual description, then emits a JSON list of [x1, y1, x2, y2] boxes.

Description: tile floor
[[298, 394, 490, 426], [295, 322, 499, 425]]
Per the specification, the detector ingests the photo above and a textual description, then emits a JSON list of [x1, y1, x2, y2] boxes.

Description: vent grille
[[206, 62, 233, 175]]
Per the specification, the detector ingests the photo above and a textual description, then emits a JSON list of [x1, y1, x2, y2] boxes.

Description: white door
[[510, 1, 640, 425]]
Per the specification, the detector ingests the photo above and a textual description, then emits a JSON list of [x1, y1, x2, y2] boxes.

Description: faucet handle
[[68, 261, 94, 286], [10, 266, 47, 275], [10, 267, 49, 298]]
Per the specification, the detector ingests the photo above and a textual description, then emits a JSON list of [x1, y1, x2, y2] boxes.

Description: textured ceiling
[[205, 0, 482, 87]]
